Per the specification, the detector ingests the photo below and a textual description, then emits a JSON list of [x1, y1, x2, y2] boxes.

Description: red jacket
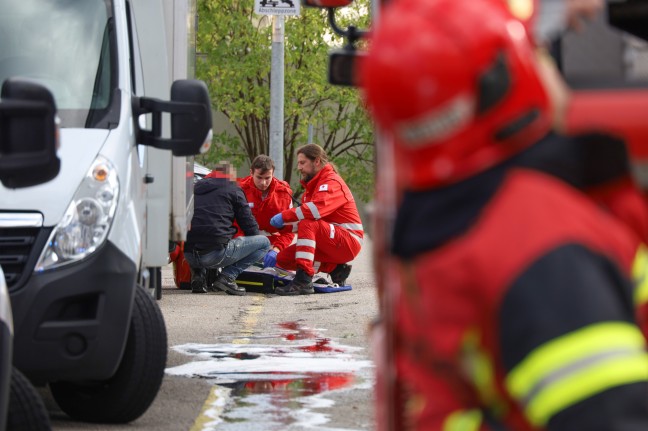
[[238, 176, 295, 251], [383, 165, 648, 430], [281, 164, 364, 243]]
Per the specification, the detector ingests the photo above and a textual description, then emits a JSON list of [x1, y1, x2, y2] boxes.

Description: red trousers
[[276, 219, 362, 276]]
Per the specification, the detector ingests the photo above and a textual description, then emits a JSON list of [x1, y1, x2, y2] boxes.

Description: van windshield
[[0, 0, 117, 128]]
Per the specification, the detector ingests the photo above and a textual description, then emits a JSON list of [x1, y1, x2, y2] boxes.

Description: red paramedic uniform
[[276, 164, 363, 276], [237, 175, 295, 252]]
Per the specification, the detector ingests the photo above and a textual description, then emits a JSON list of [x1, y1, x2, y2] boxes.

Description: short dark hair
[[250, 155, 275, 174]]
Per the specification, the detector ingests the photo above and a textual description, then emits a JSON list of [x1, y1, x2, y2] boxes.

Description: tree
[[196, 1, 374, 202]]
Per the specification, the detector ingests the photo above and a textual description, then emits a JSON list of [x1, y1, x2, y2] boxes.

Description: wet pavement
[[167, 322, 374, 430]]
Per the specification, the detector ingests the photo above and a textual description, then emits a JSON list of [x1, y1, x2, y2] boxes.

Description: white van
[[0, 0, 212, 423]]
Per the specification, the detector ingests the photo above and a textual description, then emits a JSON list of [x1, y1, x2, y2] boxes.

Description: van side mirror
[[301, 0, 353, 7], [134, 79, 213, 157], [0, 78, 60, 188]]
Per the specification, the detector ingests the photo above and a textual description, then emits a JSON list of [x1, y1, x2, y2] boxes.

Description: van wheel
[[49, 286, 167, 423], [7, 366, 51, 431]]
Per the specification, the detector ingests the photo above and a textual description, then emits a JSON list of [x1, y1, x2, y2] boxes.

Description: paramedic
[[270, 144, 362, 295]]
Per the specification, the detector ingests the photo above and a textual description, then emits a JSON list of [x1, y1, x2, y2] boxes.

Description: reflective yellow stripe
[[506, 322, 648, 427], [461, 331, 504, 415], [235, 280, 263, 286], [507, 0, 534, 21], [632, 244, 648, 305], [526, 352, 648, 426], [443, 409, 482, 431]]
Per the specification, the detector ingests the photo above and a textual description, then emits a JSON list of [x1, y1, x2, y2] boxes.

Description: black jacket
[[185, 176, 259, 252]]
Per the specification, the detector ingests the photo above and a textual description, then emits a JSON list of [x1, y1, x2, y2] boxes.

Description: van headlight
[[35, 156, 119, 271]]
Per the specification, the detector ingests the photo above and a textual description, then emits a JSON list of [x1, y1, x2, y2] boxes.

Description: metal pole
[[307, 124, 314, 143], [269, 15, 285, 180]]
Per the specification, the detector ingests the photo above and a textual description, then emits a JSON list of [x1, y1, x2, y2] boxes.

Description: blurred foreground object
[[361, 0, 648, 430]]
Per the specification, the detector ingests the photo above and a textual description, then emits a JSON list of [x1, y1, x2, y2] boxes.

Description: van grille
[[0, 213, 50, 290]]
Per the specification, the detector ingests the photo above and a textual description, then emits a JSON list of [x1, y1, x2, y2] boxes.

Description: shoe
[[212, 273, 246, 296], [275, 269, 314, 296], [191, 268, 208, 294], [206, 268, 221, 290], [329, 264, 352, 286]]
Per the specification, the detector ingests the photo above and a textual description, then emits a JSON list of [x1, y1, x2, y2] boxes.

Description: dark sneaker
[[329, 264, 352, 286], [276, 270, 314, 296], [191, 269, 208, 294], [212, 273, 246, 296]]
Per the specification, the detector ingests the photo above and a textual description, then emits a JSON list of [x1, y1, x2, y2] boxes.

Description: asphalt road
[[44, 237, 379, 431]]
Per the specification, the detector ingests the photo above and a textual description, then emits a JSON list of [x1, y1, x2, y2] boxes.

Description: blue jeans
[[184, 235, 270, 279]]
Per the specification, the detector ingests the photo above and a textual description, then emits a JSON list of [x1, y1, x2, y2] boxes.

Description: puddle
[[166, 322, 374, 430], [167, 340, 371, 381], [222, 372, 355, 397]]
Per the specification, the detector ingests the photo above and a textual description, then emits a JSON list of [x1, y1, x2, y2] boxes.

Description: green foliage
[[195, 131, 246, 168], [196, 0, 374, 202]]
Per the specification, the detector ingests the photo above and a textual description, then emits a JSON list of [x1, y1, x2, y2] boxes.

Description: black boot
[[206, 268, 221, 291], [276, 269, 314, 296], [329, 263, 352, 286], [191, 268, 208, 294], [212, 273, 246, 296]]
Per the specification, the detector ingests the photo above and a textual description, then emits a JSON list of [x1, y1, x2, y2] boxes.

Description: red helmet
[[360, 0, 550, 190]]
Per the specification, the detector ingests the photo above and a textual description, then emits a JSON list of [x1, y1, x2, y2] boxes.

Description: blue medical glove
[[270, 213, 284, 229], [263, 250, 278, 268]]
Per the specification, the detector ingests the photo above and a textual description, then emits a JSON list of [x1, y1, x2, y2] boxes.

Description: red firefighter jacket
[[386, 134, 648, 431], [237, 175, 295, 251], [281, 164, 364, 244]]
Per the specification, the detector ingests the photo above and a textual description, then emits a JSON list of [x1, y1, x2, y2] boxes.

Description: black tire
[[7, 367, 51, 431], [49, 286, 167, 423]]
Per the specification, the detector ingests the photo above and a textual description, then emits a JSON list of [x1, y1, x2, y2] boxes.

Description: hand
[[270, 213, 284, 229], [263, 250, 278, 268]]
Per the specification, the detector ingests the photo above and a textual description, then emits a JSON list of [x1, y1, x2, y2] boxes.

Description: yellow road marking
[[192, 294, 266, 430], [234, 295, 266, 344], [189, 385, 232, 431]]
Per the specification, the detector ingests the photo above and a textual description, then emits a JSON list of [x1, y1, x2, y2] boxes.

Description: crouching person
[[270, 144, 363, 295], [184, 162, 270, 295]]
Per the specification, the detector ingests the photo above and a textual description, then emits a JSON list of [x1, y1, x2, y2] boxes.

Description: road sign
[[254, 0, 300, 16]]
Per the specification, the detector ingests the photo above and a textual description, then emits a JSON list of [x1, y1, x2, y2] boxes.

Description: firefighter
[[360, 0, 648, 430]]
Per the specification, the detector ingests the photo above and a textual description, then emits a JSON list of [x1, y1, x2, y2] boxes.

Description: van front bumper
[[10, 241, 137, 384]]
